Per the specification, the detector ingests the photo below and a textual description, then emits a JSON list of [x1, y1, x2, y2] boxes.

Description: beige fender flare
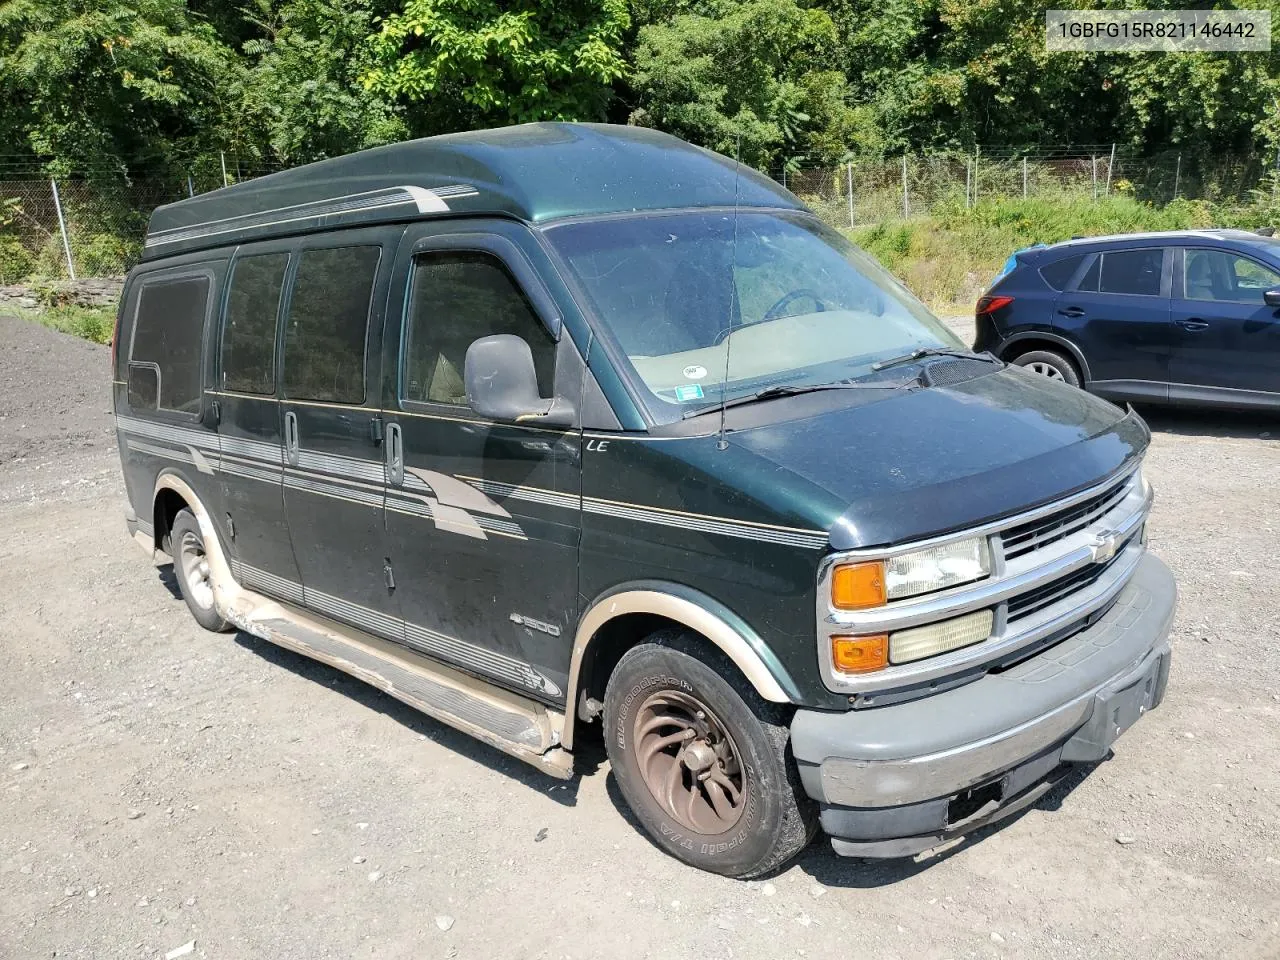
[[152, 473, 263, 626], [561, 587, 798, 751]]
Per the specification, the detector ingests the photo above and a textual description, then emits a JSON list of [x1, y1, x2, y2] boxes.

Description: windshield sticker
[[674, 384, 705, 402], [682, 364, 708, 380]]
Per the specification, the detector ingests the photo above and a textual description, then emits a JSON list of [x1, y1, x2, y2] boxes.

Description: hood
[[724, 366, 1149, 550]]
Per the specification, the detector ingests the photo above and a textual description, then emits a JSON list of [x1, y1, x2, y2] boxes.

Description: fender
[[562, 581, 801, 751], [151, 471, 251, 625], [999, 330, 1093, 384]]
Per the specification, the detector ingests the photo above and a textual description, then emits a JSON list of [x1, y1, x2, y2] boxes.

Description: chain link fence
[[781, 148, 1271, 230], [1, 148, 1272, 285]]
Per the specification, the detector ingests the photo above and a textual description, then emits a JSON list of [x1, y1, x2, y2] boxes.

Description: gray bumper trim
[[791, 552, 1176, 809]]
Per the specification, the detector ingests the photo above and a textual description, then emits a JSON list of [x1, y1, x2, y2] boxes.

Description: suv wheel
[[171, 508, 231, 632], [1013, 349, 1081, 387], [603, 629, 816, 877]]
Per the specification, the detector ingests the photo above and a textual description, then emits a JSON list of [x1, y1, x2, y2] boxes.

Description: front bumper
[[790, 552, 1175, 858]]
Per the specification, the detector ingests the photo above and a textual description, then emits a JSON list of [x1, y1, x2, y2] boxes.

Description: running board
[[226, 599, 574, 780]]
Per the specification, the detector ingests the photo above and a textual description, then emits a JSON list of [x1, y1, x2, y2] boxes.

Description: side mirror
[[464, 334, 574, 427], [1264, 288, 1280, 308]]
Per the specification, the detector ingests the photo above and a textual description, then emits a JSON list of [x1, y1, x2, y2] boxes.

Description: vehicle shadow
[[228, 628, 597, 807], [156, 564, 184, 601], [1136, 404, 1279, 439], [603, 760, 1102, 885]]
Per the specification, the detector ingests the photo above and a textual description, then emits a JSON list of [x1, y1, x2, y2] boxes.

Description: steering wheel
[[712, 289, 828, 345], [763, 288, 827, 322]]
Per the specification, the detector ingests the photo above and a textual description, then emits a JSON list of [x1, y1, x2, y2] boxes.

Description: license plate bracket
[[1061, 651, 1165, 763]]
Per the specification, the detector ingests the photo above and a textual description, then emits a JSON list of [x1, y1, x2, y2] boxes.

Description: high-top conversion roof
[[143, 123, 800, 260]]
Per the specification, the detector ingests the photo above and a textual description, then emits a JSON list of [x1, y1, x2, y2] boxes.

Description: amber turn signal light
[[831, 561, 886, 610], [831, 634, 889, 674]]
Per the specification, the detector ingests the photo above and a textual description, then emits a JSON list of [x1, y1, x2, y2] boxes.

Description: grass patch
[[17, 304, 116, 345], [848, 194, 1221, 312]]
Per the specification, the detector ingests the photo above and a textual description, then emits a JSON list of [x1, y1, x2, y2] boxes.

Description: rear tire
[[603, 630, 817, 878], [170, 508, 231, 633], [1012, 349, 1082, 387]]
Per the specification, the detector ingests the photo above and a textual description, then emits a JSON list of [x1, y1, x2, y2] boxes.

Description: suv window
[[130, 274, 211, 413], [1098, 249, 1164, 297], [1184, 248, 1280, 303], [283, 246, 381, 404], [1039, 254, 1086, 290], [222, 253, 288, 395], [403, 252, 555, 406]]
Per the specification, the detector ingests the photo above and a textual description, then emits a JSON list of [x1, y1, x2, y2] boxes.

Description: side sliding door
[[214, 241, 301, 598], [278, 227, 403, 637]]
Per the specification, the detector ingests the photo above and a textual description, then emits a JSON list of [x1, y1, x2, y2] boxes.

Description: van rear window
[[283, 246, 380, 404], [130, 275, 211, 414], [222, 253, 287, 395]]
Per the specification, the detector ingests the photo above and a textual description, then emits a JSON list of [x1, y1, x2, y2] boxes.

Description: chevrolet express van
[[115, 123, 1175, 877]]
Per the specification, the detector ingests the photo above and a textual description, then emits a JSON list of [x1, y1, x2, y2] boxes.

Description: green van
[[115, 123, 1175, 877]]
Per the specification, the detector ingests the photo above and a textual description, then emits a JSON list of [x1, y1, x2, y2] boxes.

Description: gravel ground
[[1, 313, 1278, 960]]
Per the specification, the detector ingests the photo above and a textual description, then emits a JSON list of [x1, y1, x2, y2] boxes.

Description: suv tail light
[[976, 294, 1013, 318]]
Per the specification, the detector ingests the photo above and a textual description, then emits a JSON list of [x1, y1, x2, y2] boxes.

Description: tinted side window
[[1099, 249, 1163, 297], [1076, 255, 1101, 292], [404, 252, 555, 406], [283, 246, 381, 403], [1184, 248, 1280, 303], [1039, 254, 1086, 291], [222, 253, 288, 394], [130, 275, 210, 413]]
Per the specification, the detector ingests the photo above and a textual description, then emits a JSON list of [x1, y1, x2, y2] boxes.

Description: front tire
[[171, 508, 231, 633], [1012, 348, 1082, 387], [603, 630, 816, 877]]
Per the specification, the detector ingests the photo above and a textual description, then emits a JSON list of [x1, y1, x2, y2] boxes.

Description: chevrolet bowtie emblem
[[1088, 530, 1121, 564]]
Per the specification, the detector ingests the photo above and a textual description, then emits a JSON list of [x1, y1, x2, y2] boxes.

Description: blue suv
[[974, 230, 1280, 411]]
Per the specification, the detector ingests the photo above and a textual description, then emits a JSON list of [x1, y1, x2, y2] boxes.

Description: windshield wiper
[[871, 347, 997, 372], [682, 380, 915, 419]]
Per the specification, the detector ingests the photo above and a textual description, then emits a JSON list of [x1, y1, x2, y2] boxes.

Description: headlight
[[831, 537, 991, 609], [889, 609, 993, 664], [830, 608, 994, 676]]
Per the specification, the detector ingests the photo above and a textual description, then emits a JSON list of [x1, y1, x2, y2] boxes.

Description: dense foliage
[[1, 0, 1279, 178]]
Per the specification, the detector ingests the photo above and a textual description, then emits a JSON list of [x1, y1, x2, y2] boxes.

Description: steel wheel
[[1025, 360, 1065, 380], [633, 690, 747, 834], [178, 529, 215, 612]]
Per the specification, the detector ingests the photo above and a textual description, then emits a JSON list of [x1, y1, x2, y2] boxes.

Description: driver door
[[379, 223, 583, 702], [1169, 247, 1280, 398]]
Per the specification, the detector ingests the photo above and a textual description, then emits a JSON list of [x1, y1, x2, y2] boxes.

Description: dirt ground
[[1, 313, 1278, 960]]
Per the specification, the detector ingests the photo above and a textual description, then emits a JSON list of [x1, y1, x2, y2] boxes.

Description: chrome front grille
[[817, 464, 1151, 697], [1002, 476, 1133, 560], [1006, 533, 1136, 622]]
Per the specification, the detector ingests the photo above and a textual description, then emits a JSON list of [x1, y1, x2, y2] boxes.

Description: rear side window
[[222, 253, 288, 395], [283, 246, 381, 403], [1099, 249, 1164, 297], [1039, 254, 1086, 290], [130, 275, 211, 413], [403, 252, 555, 406]]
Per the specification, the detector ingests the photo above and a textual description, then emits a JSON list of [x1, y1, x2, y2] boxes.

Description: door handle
[[1057, 306, 1086, 318], [1177, 318, 1210, 331], [385, 422, 403, 486], [284, 411, 299, 467]]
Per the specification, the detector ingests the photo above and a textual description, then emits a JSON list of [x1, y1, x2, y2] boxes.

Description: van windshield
[[545, 210, 961, 420]]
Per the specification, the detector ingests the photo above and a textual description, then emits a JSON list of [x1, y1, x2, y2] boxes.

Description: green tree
[[232, 0, 407, 164], [628, 0, 867, 170], [363, 0, 630, 131], [0, 0, 237, 176]]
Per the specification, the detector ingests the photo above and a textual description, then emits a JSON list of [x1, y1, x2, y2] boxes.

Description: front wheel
[[171, 508, 231, 633], [603, 630, 816, 877], [1012, 348, 1082, 387]]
